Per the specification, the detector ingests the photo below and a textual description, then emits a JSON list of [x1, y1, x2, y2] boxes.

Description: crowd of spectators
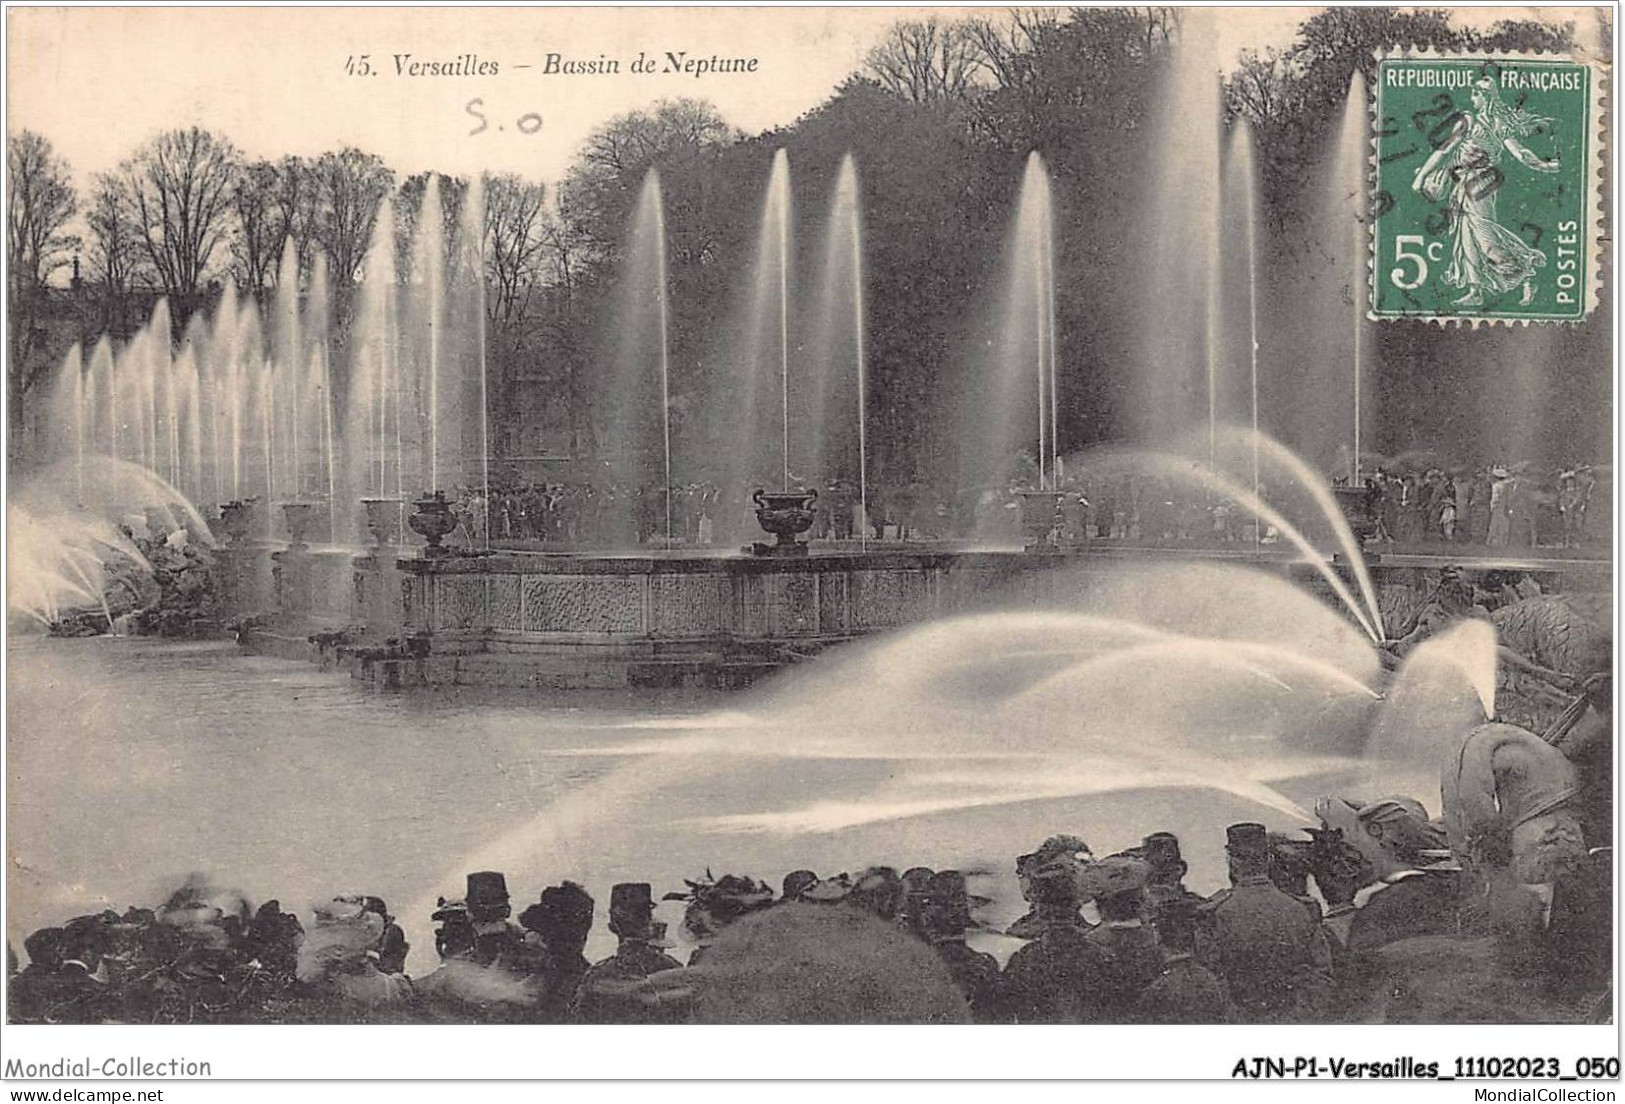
[[435, 459, 1606, 553], [11, 758, 1610, 1025]]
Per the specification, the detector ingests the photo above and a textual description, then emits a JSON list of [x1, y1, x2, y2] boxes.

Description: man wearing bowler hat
[[1200, 822, 1326, 1023], [572, 883, 685, 1024]]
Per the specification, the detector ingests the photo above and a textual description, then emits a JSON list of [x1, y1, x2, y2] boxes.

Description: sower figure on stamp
[[1412, 75, 1561, 308]]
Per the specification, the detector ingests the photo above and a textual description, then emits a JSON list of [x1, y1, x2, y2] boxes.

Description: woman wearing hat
[[296, 897, 413, 1009], [664, 873, 774, 966]]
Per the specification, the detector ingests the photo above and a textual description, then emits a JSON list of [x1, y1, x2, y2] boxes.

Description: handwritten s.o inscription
[[465, 99, 542, 137]]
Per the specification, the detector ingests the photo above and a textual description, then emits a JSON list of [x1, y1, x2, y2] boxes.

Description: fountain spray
[[653, 177, 674, 550], [843, 156, 870, 549], [474, 183, 493, 551], [773, 150, 791, 493]]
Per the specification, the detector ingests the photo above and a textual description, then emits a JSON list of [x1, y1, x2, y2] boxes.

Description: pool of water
[[6, 625, 1407, 971]]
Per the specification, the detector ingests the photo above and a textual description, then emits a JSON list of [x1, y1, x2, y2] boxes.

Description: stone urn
[[751, 488, 819, 557], [408, 492, 460, 556], [218, 498, 262, 546], [281, 502, 321, 550], [1016, 489, 1064, 549], [1332, 484, 1379, 545], [362, 498, 405, 548]]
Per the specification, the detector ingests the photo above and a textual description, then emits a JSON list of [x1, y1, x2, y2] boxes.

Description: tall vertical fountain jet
[[416, 175, 446, 494], [610, 168, 675, 546], [1227, 120, 1263, 529], [1310, 69, 1373, 485], [838, 154, 869, 541], [1339, 70, 1369, 485], [768, 149, 792, 492], [977, 151, 1059, 495], [808, 153, 870, 542], [1141, 9, 1222, 449], [715, 147, 799, 544]]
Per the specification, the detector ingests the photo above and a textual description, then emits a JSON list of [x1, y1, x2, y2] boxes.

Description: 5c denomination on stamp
[[1372, 52, 1600, 323]]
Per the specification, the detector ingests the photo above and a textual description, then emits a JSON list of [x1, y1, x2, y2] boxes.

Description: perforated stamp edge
[[1366, 46, 1607, 328]]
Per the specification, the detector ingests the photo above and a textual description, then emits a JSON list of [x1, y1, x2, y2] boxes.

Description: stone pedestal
[[352, 551, 407, 639], [218, 545, 277, 620], [273, 548, 357, 628], [272, 548, 315, 622]]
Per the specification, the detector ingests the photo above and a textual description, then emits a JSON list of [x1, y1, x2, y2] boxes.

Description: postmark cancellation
[[1371, 51, 1604, 324]]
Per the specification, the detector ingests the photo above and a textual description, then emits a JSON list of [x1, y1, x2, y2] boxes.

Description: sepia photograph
[[1, 1, 1617, 1083]]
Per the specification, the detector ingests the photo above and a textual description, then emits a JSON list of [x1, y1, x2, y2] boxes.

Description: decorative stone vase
[[752, 488, 819, 557], [362, 498, 405, 548], [408, 492, 459, 556], [1332, 484, 1378, 544], [219, 499, 262, 546], [282, 502, 320, 550], [1016, 489, 1064, 549]]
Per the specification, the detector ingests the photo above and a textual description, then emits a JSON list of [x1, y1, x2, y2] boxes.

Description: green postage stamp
[[1372, 53, 1601, 323]]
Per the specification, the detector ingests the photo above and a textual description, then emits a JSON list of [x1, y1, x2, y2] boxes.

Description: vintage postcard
[[1372, 51, 1602, 322], [1, 3, 1616, 1086]]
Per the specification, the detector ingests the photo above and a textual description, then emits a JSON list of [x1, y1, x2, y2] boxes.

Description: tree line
[[8, 7, 1604, 475]]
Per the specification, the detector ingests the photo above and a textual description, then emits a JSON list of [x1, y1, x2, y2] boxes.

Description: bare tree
[[862, 17, 986, 103], [270, 156, 319, 278], [963, 9, 1060, 93], [539, 191, 595, 456], [482, 172, 548, 330], [1141, 6, 1180, 57], [85, 171, 150, 296], [393, 171, 469, 284], [312, 147, 394, 290], [122, 128, 241, 304], [1226, 47, 1296, 126], [8, 128, 78, 297], [560, 98, 737, 259], [575, 98, 734, 179], [231, 159, 288, 292], [6, 129, 78, 442], [7, 130, 78, 297]]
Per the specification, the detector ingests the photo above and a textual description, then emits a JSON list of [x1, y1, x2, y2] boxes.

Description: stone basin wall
[[234, 547, 1605, 689]]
